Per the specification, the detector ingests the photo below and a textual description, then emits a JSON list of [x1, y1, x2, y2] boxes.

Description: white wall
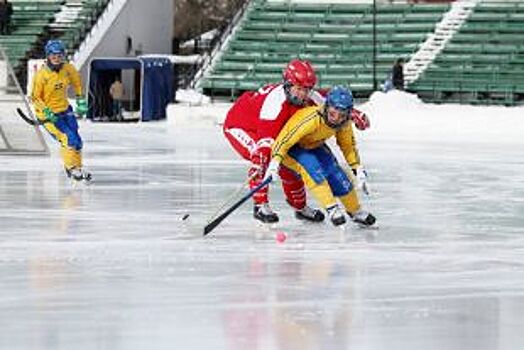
[[79, 0, 173, 79]]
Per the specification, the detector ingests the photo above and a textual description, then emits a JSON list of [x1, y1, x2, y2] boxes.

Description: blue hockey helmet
[[326, 86, 353, 112], [45, 40, 66, 56], [323, 86, 354, 129]]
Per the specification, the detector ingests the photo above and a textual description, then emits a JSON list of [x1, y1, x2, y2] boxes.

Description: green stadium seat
[[200, 1, 449, 98], [410, 1, 524, 105]]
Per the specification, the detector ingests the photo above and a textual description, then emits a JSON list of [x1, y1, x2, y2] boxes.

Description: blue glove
[[43, 107, 58, 123], [75, 97, 88, 116]]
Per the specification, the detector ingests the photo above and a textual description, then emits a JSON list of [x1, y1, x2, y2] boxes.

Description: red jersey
[[224, 84, 304, 148]]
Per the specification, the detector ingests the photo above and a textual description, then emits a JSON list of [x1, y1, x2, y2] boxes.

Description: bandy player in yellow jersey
[[31, 39, 90, 182], [262, 86, 376, 227]]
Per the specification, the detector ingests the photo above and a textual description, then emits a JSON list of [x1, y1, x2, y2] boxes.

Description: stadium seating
[[409, 1, 524, 105], [1, 0, 63, 68], [48, 0, 110, 53], [199, 0, 450, 98], [0, 0, 109, 92]]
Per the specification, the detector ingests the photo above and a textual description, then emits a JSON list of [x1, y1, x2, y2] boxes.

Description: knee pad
[[62, 111, 83, 150], [326, 166, 353, 197], [288, 146, 326, 185], [67, 134, 83, 151]]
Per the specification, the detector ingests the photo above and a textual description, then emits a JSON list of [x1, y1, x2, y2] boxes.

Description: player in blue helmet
[[263, 86, 376, 227], [323, 86, 354, 129], [31, 39, 91, 182], [45, 39, 65, 53]]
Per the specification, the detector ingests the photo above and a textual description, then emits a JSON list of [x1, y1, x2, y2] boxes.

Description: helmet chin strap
[[321, 105, 350, 129], [283, 81, 306, 106], [46, 59, 64, 72]]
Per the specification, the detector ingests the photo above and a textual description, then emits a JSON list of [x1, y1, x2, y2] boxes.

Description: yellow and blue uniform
[[31, 62, 84, 170], [271, 105, 363, 214]]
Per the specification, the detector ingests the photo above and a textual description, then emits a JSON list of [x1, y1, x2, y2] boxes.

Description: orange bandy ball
[[275, 232, 287, 243]]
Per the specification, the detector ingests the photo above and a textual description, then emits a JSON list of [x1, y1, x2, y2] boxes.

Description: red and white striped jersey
[[224, 84, 307, 149]]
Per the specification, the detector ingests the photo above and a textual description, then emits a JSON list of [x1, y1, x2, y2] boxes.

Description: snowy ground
[[1, 92, 524, 349]]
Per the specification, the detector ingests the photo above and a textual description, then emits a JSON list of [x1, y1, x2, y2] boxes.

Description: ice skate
[[295, 205, 325, 222], [349, 209, 376, 227], [327, 205, 346, 226], [253, 203, 279, 223], [65, 167, 92, 183]]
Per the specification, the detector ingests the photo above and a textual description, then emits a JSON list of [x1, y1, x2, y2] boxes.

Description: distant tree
[[174, 0, 247, 41]]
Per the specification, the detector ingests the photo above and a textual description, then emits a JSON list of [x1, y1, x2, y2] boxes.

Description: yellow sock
[[338, 189, 361, 215], [309, 180, 337, 209], [62, 148, 82, 169]]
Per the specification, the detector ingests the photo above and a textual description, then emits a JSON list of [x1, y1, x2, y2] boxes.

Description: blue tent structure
[[87, 57, 174, 122]]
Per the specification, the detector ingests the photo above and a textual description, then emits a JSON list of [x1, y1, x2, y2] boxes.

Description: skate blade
[[355, 223, 379, 230], [69, 177, 92, 187], [255, 221, 280, 230]]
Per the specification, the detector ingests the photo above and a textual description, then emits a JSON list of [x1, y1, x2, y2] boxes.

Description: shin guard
[[279, 166, 306, 210], [248, 166, 268, 205]]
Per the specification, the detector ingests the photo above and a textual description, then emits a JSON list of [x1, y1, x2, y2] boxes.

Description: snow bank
[[167, 101, 231, 128], [359, 90, 524, 145], [167, 89, 524, 145], [175, 89, 211, 105]]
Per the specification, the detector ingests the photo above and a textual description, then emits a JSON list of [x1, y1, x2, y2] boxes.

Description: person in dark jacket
[[392, 57, 405, 90], [0, 0, 13, 35]]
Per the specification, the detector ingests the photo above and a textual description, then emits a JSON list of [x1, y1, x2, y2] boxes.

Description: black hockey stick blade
[[203, 177, 272, 236], [16, 108, 47, 126]]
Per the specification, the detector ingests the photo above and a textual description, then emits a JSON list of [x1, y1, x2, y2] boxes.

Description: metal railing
[[189, 0, 252, 89]]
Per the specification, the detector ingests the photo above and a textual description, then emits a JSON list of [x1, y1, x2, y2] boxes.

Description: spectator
[[0, 0, 13, 35], [382, 73, 393, 93], [109, 77, 124, 121], [392, 57, 405, 90]]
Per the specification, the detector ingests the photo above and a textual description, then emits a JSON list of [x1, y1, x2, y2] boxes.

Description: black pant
[[0, 20, 8, 35]]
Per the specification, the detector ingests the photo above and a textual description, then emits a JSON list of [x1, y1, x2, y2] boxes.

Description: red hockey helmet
[[282, 59, 317, 88]]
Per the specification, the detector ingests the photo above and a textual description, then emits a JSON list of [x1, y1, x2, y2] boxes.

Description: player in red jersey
[[223, 59, 371, 224], [223, 59, 326, 223]]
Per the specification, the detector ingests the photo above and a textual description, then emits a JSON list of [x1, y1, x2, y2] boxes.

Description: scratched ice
[[1, 92, 523, 350]]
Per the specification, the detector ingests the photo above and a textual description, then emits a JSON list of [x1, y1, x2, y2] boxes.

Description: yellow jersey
[[272, 105, 361, 169], [31, 62, 83, 116]]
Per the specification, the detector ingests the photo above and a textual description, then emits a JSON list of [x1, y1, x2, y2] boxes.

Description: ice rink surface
[[1, 92, 524, 349]]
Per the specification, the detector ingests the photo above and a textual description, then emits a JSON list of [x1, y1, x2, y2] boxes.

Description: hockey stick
[[17, 96, 92, 126], [205, 172, 258, 224], [16, 107, 51, 126], [16, 97, 52, 125], [203, 177, 272, 236]]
